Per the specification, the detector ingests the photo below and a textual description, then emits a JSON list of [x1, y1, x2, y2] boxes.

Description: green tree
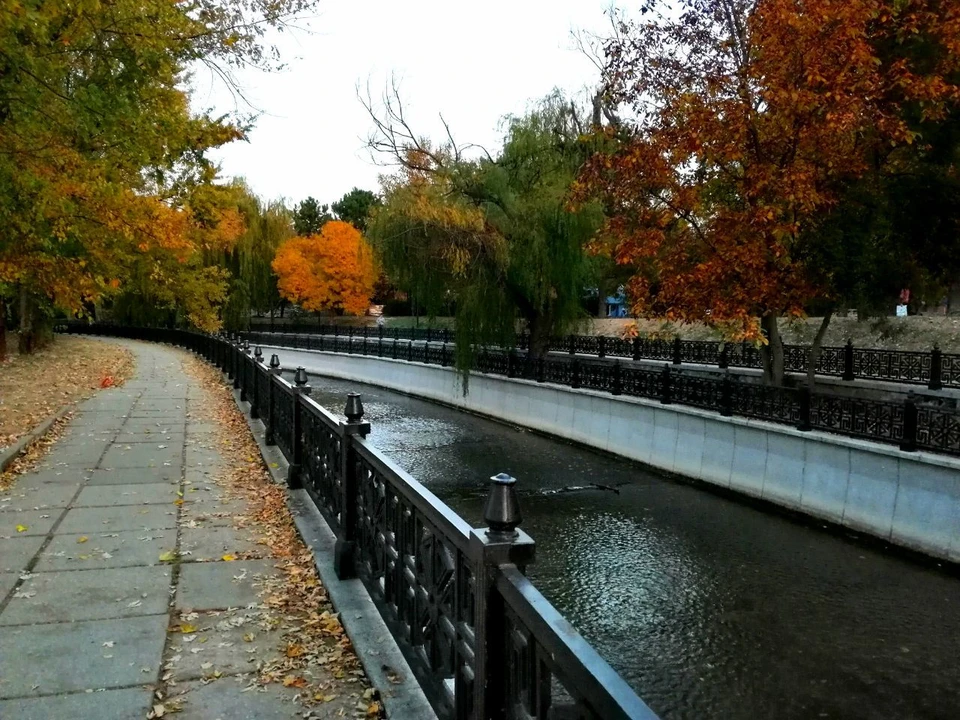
[[332, 188, 381, 232], [293, 197, 332, 236], [367, 91, 604, 376], [0, 0, 312, 350]]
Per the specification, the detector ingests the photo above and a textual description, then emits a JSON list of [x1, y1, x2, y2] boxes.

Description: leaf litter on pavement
[[154, 351, 382, 719]]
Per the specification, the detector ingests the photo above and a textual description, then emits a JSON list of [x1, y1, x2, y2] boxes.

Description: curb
[[222, 381, 437, 720], [0, 406, 71, 474]]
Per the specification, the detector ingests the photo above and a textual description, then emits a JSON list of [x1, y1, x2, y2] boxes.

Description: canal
[[288, 362, 960, 719]]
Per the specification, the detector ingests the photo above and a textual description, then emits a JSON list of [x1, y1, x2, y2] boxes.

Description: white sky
[[190, 0, 613, 206]]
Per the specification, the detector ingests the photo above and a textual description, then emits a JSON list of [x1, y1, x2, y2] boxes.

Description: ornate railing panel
[[732, 383, 799, 425], [300, 398, 344, 530], [271, 377, 296, 460], [916, 405, 960, 455], [352, 443, 476, 719], [809, 395, 904, 445]]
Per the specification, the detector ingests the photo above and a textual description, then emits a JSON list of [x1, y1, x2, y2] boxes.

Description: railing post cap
[[344, 392, 364, 423], [294, 366, 309, 387], [269, 353, 281, 369], [254, 346, 263, 361], [484, 472, 522, 539]]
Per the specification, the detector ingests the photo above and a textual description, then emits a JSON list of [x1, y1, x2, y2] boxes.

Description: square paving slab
[[0, 484, 80, 511], [56, 505, 177, 534], [0, 536, 46, 573], [0, 573, 19, 601], [0, 565, 172, 625], [0, 615, 168, 697], [123, 417, 185, 432], [180, 526, 264, 562], [11, 468, 92, 486], [177, 560, 277, 611], [86, 467, 182, 485], [115, 429, 186, 444], [74, 483, 179, 507], [0, 687, 153, 720], [38, 442, 110, 467], [33, 529, 177, 572], [170, 678, 305, 720], [0, 510, 61, 537], [165, 609, 281, 680], [100, 443, 183, 468]]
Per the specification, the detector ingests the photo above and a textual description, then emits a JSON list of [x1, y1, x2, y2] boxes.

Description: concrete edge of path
[[0, 405, 71, 474], [223, 383, 438, 720]]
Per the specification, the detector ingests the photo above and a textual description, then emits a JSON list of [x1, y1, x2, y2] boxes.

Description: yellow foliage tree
[[272, 221, 376, 316]]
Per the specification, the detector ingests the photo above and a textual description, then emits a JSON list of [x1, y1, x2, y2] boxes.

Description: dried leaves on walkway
[[0, 334, 134, 449], [174, 353, 379, 718]]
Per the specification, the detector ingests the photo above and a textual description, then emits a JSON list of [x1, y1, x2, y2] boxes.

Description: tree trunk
[[806, 309, 834, 387], [17, 288, 50, 354], [18, 286, 35, 354], [0, 296, 6, 362], [527, 313, 553, 358], [759, 314, 784, 385]]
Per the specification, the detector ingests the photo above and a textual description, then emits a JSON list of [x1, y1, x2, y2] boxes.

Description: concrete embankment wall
[[269, 348, 960, 563]]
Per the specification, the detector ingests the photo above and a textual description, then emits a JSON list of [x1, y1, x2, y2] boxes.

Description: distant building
[[604, 286, 628, 318]]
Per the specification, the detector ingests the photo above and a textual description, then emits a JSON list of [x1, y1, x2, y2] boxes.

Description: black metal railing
[[237, 328, 960, 457], [246, 322, 957, 390], [60, 322, 656, 720]]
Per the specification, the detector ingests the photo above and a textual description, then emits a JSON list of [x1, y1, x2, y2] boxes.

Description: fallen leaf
[[77, 536, 88, 543], [367, 702, 381, 716], [282, 675, 307, 688], [284, 643, 304, 658], [221, 554, 236, 562], [158, 550, 177, 562], [15, 524, 27, 533], [180, 624, 198, 634]]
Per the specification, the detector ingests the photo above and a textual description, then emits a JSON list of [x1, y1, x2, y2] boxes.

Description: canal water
[[297, 368, 960, 720]]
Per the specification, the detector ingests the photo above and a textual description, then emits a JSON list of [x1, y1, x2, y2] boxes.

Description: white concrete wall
[[272, 348, 960, 563]]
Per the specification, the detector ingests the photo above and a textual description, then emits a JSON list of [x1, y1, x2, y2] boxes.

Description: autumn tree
[[581, 0, 960, 383], [272, 221, 377, 316], [0, 0, 313, 350], [366, 89, 605, 376], [293, 197, 333, 237], [332, 188, 381, 232]]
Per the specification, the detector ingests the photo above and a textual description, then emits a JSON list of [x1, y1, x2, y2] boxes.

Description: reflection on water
[[301, 369, 960, 720]]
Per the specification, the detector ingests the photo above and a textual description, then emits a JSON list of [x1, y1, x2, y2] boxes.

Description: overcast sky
[[190, 0, 613, 206]]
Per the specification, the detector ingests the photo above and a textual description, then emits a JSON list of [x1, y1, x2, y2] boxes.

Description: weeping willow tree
[[203, 181, 293, 330], [366, 91, 605, 377]]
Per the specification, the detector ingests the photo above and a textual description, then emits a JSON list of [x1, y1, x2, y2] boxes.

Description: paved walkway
[[0, 341, 366, 719]]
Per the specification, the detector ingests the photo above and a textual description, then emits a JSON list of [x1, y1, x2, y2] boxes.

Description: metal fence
[[237, 329, 960, 457], [247, 322, 956, 390], [61, 323, 657, 720]]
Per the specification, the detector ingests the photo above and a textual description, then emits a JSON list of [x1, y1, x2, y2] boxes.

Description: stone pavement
[[0, 341, 367, 719]]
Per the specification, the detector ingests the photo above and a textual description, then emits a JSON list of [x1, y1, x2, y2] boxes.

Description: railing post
[[720, 373, 734, 416], [612, 361, 622, 395], [441, 342, 450, 367], [232, 337, 242, 389], [901, 393, 918, 452], [507, 349, 517, 379], [536, 356, 546, 383], [568, 335, 576, 355], [287, 367, 311, 489], [334, 393, 371, 580], [467, 474, 536, 720], [598, 335, 606, 359], [929, 344, 943, 391], [570, 358, 581, 389], [718, 343, 729, 370], [672, 337, 682, 365], [632, 336, 641, 362], [842, 339, 855, 381], [660, 364, 673, 404], [796, 385, 812, 430], [426, 327, 433, 343], [250, 347, 263, 419], [239, 342, 251, 401], [264, 354, 281, 446]]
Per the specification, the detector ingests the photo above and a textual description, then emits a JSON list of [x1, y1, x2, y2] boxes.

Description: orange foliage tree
[[580, 0, 960, 383], [272, 221, 377, 316]]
